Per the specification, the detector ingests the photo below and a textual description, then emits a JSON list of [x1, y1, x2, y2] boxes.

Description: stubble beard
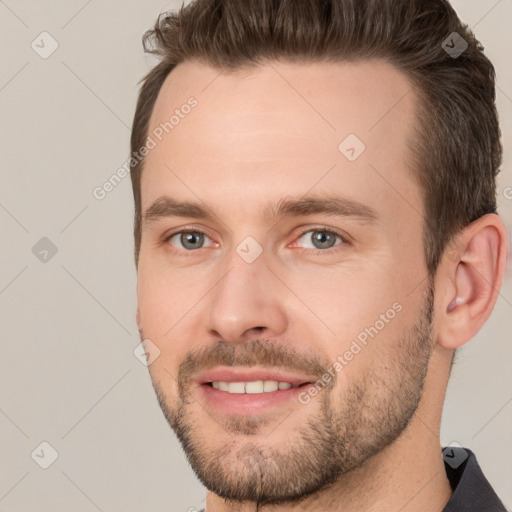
[[148, 283, 435, 506]]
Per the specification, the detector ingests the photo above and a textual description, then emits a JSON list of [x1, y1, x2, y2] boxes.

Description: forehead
[[141, 58, 421, 225]]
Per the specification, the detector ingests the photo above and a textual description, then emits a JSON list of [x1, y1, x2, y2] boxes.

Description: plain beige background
[[0, 0, 511, 510]]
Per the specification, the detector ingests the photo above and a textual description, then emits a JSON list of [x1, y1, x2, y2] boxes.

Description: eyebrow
[[142, 194, 378, 227]]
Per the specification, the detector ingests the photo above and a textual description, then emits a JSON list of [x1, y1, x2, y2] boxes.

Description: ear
[[435, 214, 508, 350]]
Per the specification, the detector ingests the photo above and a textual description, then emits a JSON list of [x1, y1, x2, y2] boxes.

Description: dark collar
[[442, 446, 507, 511]]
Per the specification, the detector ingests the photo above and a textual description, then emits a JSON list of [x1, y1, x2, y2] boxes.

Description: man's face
[[136, 59, 435, 503]]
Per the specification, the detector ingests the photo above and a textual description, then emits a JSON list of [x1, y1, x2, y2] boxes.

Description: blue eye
[[295, 228, 344, 251], [168, 231, 214, 251], [165, 227, 346, 253]]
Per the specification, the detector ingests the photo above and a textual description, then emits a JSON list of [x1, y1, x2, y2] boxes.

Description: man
[[130, 0, 509, 510]]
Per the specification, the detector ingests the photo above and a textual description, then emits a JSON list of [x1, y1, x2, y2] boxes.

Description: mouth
[[194, 368, 316, 415]]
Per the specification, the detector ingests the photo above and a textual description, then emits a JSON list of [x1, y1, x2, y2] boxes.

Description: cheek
[[136, 264, 196, 379], [137, 255, 197, 333], [137, 280, 172, 336], [287, 259, 417, 373], [289, 260, 396, 336]]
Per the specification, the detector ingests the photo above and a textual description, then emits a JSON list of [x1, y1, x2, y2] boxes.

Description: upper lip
[[195, 367, 317, 386]]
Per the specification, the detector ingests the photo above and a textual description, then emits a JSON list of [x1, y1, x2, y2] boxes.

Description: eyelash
[[163, 226, 348, 255]]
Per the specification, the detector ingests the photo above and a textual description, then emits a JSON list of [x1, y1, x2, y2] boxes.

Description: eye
[[294, 228, 345, 251], [164, 227, 347, 254], [167, 230, 215, 251]]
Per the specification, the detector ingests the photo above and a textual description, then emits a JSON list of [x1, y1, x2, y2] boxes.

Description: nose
[[206, 250, 289, 344]]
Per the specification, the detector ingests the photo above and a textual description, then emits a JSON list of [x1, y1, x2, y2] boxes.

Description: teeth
[[211, 380, 295, 394], [245, 381, 264, 394], [264, 380, 278, 392], [218, 381, 229, 392], [228, 382, 246, 394]]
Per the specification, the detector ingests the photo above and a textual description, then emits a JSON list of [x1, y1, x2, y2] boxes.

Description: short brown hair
[[130, 0, 502, 274]]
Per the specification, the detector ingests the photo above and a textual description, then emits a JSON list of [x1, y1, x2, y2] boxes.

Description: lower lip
[[198, 383, 311, 415]]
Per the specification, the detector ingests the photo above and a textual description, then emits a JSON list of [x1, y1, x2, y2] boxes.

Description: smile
[[194, 369, 316, 415]]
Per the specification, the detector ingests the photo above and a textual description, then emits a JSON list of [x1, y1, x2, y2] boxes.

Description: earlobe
[[437, 214, 507, 350]]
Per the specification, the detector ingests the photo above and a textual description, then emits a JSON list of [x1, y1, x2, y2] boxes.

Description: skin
[[135, 59, 508, 511]]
